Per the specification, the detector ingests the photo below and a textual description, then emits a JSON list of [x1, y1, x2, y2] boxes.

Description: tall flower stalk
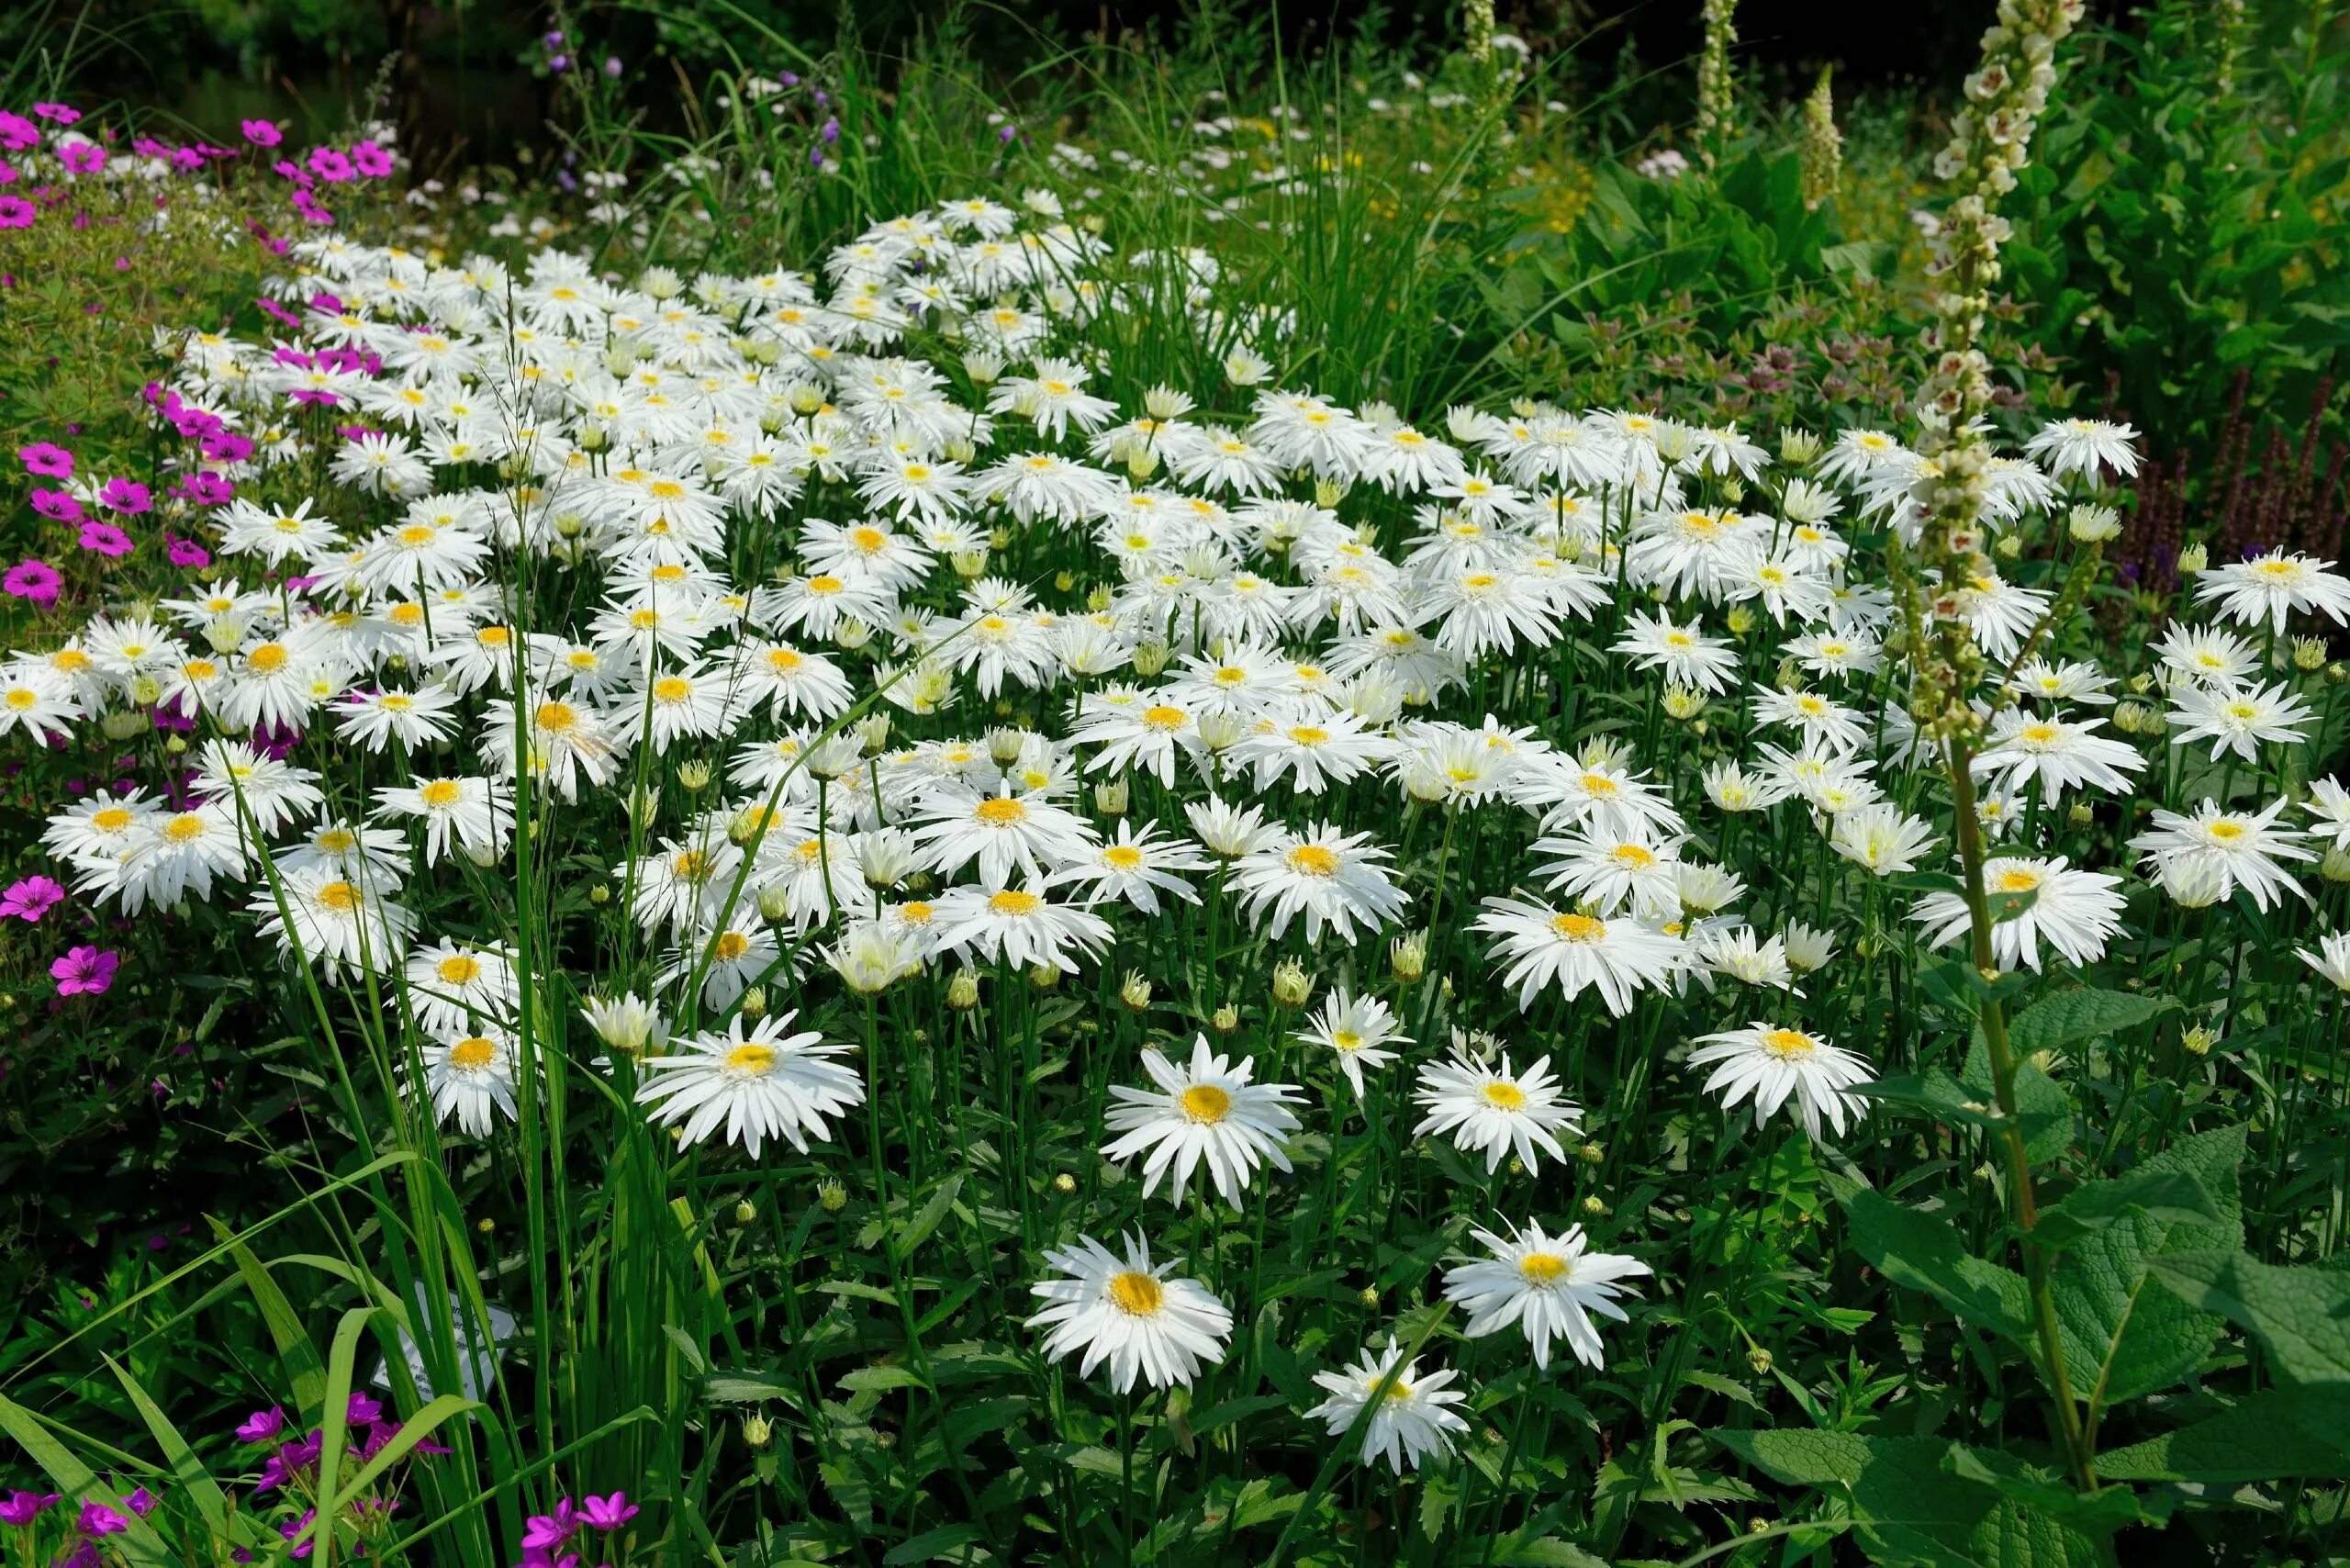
[[1897, 0, 2094, 1491], [1694, 0, 1739, 163]]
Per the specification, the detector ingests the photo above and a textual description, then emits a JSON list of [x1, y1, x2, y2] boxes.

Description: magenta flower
[[237, 1406, 288, 1443], [352, 142, 394, 178], [169, 536, 214, 567], [17, 441, 73, 477], [4, 557, 60, 606], [78, 521, 134, 557], [29, 487, 83, 522], [0, 195, 33, 229], [241, 119, 283, 148], [77, 1501, 129, 1536], [0, 1490, 60, 1526], [59, 141, 104, 175], [522, 1499, 583, 1548], [96, 477, 151, 513], [52, 946, 119, 996], [32, 103, 81, 126], [0, 158, 17, 184], [580, 1492, 639, 1529], [306, 146, 354, 183], [0, 111, 35, 151], [0, 876, 64, 922]]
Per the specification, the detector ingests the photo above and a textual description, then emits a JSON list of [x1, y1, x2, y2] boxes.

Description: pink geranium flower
[[306, 146, 355, 183], [241, 119, 283, 148], [17, 442, 72, 477], [78, 521, 133, 556], [32, 104, 81, 126], [168, 536, 213, 568], [0, 112, 36, 151], [30, 487, 84, 522], [96, 477, 151, 513], [59, 141, 104, 175], [0, 195, 33, 229], [3, 558, 60, 606], [51, 946, 119, 996], [0, 876, 64, 923], [352, 142, 395, 178]]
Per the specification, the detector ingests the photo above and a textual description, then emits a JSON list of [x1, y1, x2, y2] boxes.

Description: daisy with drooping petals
[[1910, 857, 2128, 969], [2300, 932, 2350, 992], [1102, 1036, 1304, 1207], [1472, 897, 1683, 1014], [1442, 1221, 1651, 1369], [1412, 1047, 1580, 1174], [1296, 990, 1410, 1101], [633, 1011, 865, 1159], [1229, 823, 1409, 946], [1970, 709, 2145, 801], [926, 884, 1113, 974], [2165, 679, 2316, 765], [2193, 550, 2350, 635], [1685, 1024, 1874, 1141], [1027, 1233, 1232, 1394], [409, 1029, 520, 1137], [2131, 798, 2313, 914], [1305, 1341, 1471, 1474]]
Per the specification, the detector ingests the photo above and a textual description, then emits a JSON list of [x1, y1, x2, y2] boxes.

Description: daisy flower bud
[[946, 969, 980, 1011], [1270, 958, 1312, 1007]]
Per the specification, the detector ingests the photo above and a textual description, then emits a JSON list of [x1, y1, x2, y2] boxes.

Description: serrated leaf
[[2008, 988, 2177, 1057], [840, 1362, 927, 1394], [1826, 1172, 2032, 1342], [2047, 1126, 2244, 1415], [2096, 1385, 2350, 1482], [2033, 1165, 2224, 1251], [1959, 1044, 2073, 1165], [2151, 1248, 2350, 1385]]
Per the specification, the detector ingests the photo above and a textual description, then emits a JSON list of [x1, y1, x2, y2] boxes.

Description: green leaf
[[898, 1173, 964, 1257], [2151, 1249, 2350, 1385], [882, 1524, 988, 1563], [840, 1362, 928, 1394], [105, 1353, 229, 1535], [210, 1222, 328, 1420], [2047, 1126, 2244, 1414], [1826, 1173, 2032, 1342], [2097, 1385, 2350, 1483], [1959, 1044, 2073, 1165], [2008, 988, 2178, 1057], [2033, 1166, 2224, 1251]]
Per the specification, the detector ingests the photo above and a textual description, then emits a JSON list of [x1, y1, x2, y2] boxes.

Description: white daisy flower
[[1102, 1036, 1304, 1207], [1442, 1221, 1651, 1368], [1026, 1233, 1232, 1394], [1304, 1340, 1472, 1473], [1412, 1047, 1581, 1174], [1686, 1023, 1874, 1141], [633, 1011, 865, 1159]]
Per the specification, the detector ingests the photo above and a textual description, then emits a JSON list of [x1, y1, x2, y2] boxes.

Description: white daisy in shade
[[1472, 897, 1684, 1014], [2193, 549, 2350, 636], [2308, 776, 2350, 852], [1412, 1047, 1581, 1174], [2300, 933, 2350, 992], [1296, 990, 1411, 1101], [1305, 1340, 1472, 1473], [1102, 1036, 1304, 1207], [409, 1028, 520, 1137], [1026, 1233, 1232, 1394], [2021, 417, 2140, 482], [1910, 857, 2127, 970], [2165, 679, 2316, 765], [1970, 710, 2146, 801], [1229, 823, 1410, 946], [1442, 1221, 1651, 1369], [2131, 798, 2314, 913], [928, 884, 1114, 974], [1686, 1023, 1874, 1142], [633, 1011, 865, 1159]]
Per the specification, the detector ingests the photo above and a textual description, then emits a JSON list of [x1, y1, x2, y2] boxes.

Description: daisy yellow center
[[2020, 722, 2059, 744], [901, 900, 934, 924], [2207, 821, 2245, 842], [1518, 1252, 1569, 1285], [675, 850, 711, 880], [186, 660, 219, 679], [1613, 844, 1657, 870], [449, 1036, 497, 1070], [420, 779, 462, 807], [1287, 845, 1340, 878], [1106, 1271, 1164, 1316], [1288, 726, 1328, 746], [1761, 1028, 1817, 1059], [1215, 666, 1248, 685], [715, 932, 752, 960], [851, 527, 887, 551], [1180, 1084, 1233, 1124], [1103, 846, 1145, 870], [2255, 559, 2300, 579], [2225, 701, 2258, 721], [316, 881, 360, 912], [437, 955, 481, 985], [1551, 913, 1606, 943], [246, 644, 288, 674], [725, 1043, 778, 1076], [94, 808, 134, 832], [1331, 1029, 1364, 1052], [4, 690, 32, 711], [397, 525, 437, 547], [1483, 1081, 1528, 1111], [53, 650, 91, 672], [378, 693, 411, 711], [162, 813, 207, 842], [1463, 573, 1498, 591], [631, 609, 662, 630], [477, 627, 511, 648], [316, 830, 355, 852], [974, 797, 1028, 826], [653, 676, 693, 703], [535, 701, 577, 733], [989, 890, 1041, 917], [1141, 705, 1188, 732], [808, 575, 845, 594]]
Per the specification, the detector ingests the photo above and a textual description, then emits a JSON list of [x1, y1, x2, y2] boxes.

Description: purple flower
[[77, 1500, 129, 1536], [579, 1491, 638, 1529], [4, 557, 60, 607], [307, 147, 355, 183], [59, 142, 104, 175], [78, 521, 134, 557], [237, 1405, 288, 1443], [279, 1508, 318, 1559], [33, 103, 81, 126], [522, 1498, 583, 1548], [0, 1490, 60, 1526], [96, 477, 151, 513], [31, 487, 84, 523], [0, 195, 34, 230], [346, 1392, 385, 1426], [0, 112, 35, 151], [176, 472, 232, 507], [351, 142, 394, 179], [169, 536, 214, 567], [17, 441, 73, 477], [0, 875, 64, 922], [51, 946, 119, 996], [121, 1488, 156, 1518], [241, 119, 283, 148], [820, 117, 840, 144], [603, 57, 623, 78]]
